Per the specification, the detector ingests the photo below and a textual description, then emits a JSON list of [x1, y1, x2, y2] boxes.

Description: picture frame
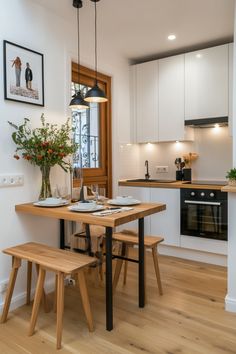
[[3, 40, 44, 106]]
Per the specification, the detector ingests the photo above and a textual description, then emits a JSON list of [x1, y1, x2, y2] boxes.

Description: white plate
[[68, 204, 105, 213], [107, 198, 141, 206], [33, 198, 69, 207]]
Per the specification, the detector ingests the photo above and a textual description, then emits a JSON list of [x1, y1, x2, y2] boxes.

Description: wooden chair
[[1, 242, 96, 349], [70, 224, 105, 282], [112, 230, 164, 296]]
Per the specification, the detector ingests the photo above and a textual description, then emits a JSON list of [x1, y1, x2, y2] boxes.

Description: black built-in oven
[[181, 188, 228, 241]]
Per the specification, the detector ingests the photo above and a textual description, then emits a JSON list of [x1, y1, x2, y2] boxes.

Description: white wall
[[0, 0, 130, 309], [119, 127, 232, 181], [225, 1, 236, 313]]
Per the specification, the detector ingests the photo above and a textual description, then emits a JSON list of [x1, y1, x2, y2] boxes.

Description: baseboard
[[158, 244, 227, 266], [0, 278, 55, 313], [225, 295, 236, 312]]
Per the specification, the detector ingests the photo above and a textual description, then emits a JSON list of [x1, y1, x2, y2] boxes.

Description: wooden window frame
[[71, 63, 112, 198]]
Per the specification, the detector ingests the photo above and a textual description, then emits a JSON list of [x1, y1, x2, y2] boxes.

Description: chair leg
[[77, 270, 94, 332], [152, 246, 163, 295], [113, 243, 125, 291], [53, 274, 58, 313], [123, 245, 129, 285], [1, 257, 21, 323], [35, 264, 50, 313], [28, 267, 46, 336], [26, 261, 32, 305], [56, 272, 65, 350]]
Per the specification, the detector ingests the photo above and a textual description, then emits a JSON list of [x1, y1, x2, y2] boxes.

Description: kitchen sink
[[126, 179, 176, 183]]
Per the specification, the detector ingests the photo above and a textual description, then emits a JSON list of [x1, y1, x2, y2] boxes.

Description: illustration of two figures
[[12, 57, 33, 90]]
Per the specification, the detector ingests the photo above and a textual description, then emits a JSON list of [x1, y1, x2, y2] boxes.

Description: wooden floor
[[1, 251, 236, 354]]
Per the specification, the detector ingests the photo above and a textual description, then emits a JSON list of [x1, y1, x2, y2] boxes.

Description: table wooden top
[[15, 202, 166, 228]]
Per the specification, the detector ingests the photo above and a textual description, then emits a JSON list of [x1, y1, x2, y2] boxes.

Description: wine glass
[[91, 184, 99, 202]]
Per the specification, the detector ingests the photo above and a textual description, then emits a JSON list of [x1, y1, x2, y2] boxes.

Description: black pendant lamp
[[84, 0, 108, 103], [69, 0, 89, 110]]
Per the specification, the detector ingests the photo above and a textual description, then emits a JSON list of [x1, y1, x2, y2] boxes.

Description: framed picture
[[3, 40, 44, 106]]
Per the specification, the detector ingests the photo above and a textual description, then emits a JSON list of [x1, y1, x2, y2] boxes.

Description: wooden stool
[[1, 242, 96, 349], [112, 230, 164, 296]]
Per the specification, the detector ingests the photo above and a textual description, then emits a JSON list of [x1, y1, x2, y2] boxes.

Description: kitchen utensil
[[175, 157, 182, 170]]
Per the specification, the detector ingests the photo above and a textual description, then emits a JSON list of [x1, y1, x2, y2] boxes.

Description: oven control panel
[[181, 188, 226, 202]]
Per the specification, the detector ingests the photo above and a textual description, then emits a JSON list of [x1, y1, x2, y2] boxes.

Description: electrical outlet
[[0, 174, 24, 187], [156, 166, 168, 173], [64, 277, 75, 286], [0, 281, 8, 294]]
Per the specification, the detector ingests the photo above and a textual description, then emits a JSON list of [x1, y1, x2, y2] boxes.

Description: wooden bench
[[1, 242, 97, 349], [112, 230, 164, 296]]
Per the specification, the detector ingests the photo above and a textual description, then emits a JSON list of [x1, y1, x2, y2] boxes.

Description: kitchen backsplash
[[119, 127, 232, 181]]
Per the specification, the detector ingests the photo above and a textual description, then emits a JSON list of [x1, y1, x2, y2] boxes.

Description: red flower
[[47, 149, 53, 154], [59, 152, 65, 157], [14, 154, 20, 160], [41, 141, 49, 147], [23, 155, 32, 160], [37, 155, 43, 160]]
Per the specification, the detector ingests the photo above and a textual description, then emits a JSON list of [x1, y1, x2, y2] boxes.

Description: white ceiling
[[34, 0, 234, 63]]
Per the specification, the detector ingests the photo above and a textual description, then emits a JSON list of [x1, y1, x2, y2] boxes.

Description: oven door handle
[[184, 200, 221, 206]]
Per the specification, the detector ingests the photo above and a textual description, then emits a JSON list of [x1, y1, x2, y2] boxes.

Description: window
[[71, 63, 112, 197]]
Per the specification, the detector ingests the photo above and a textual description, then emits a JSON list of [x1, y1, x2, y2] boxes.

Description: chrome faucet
[[145, 160, 150, 180]]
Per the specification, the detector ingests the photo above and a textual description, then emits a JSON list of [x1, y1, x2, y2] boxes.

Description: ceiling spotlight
[[196, 53, 202, 59], [168, 34, 176, 41]]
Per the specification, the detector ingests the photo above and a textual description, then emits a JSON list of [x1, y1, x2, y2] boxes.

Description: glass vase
[[39, 165, 52, 200]]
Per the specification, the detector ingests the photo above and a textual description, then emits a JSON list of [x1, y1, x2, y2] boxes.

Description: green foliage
[[8, 114, 77, 172], [226, 168, 236, 180]]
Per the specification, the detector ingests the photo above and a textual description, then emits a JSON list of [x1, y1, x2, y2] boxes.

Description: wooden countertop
[[119, 180, 226, 190], [221, 185, 236, 193]]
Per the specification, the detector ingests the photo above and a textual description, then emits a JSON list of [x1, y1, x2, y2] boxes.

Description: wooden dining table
[[15, 201, 166, 331]]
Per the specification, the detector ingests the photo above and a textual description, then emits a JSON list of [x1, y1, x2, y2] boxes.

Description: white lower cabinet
[[118, 186, 151, 233], [150, 188, 180, 246]]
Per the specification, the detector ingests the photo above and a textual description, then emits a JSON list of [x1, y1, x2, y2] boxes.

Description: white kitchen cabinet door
[[150, 188, 180, 246], [185, 44, 229, 120], [158, 54, 187, 142], [136, 61, 158, 143], [130, 65, 137, 143], [118, 186, 151, 233], [229, 43, 233, 136]]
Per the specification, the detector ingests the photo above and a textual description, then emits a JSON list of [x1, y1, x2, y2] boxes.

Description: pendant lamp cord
[[94, 1, 98, 84], [77, 7, 81, 92]]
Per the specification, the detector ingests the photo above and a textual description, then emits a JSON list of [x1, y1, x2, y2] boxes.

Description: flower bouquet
[[8, 114, 77, 199]]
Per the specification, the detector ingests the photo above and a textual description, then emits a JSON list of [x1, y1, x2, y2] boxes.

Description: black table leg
[[85, 224, 92, 256], [60, 219, 65, 249], [105, 226, 113, 331], [138, 217, 145, 307]]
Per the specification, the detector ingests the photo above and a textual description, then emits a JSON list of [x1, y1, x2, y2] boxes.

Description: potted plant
[[8, 114, 77, 199], [226, 168, 236, 186]]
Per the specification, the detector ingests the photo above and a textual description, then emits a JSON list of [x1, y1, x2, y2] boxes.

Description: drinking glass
[[91, 184, 99, 202]]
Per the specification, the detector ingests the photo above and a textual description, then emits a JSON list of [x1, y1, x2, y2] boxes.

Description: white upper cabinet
[[158, 54, 192, 141], [136, 61, 158, 143], [185, 44, 229, 120], [229, 43, 233, 136], [130, 65, 137, 143]]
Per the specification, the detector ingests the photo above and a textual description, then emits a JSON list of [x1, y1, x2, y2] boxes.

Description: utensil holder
[[182, 168, 192, 181], [176, 170, 183, 181]]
